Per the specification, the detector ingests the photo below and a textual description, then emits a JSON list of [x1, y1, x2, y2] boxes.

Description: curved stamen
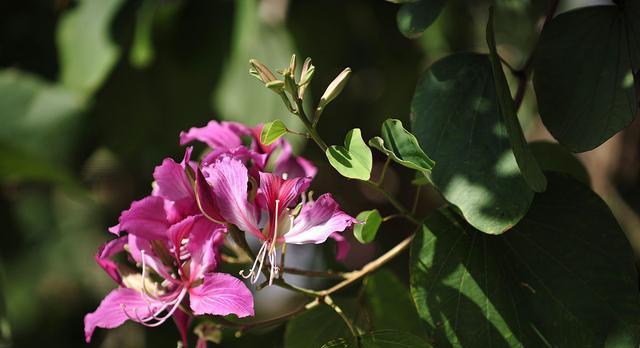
[[240, 241, 268, 283]]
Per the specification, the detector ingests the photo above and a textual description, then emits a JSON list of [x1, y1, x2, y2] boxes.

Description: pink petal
[[173, 309, 191, 348], [179, 121, 248, 149], [284, 193, 357, 245], [330, 232, 351, 261], [127, 234, 176, 283], [274, 141, 318, 179], [195, 168, 224, 222], [203, 157, 261, 238], [114, 196, 169, 240], [84, 287, 164, 343], [256, 172, 311, 212], [186, 216, 226, 280], [153, 156, 196, 217], [189, 273, 254, 317], [96, 236, 127, 285]]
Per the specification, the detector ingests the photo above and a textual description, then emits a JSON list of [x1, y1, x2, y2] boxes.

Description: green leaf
[[322, 330, 432, 348], [369, 119, 434, 173], [57, 0, 125, 94], [411, 53, 533, 234], [364, 270, 424, 338], [353, 210, 382, 244], [410, 173, 640, 347], [326, 129, 372, 181], [0, 69, 85, 164], [486, 8, 546, 193], [530, 141, 590, 187], [284, 302, 352, 348], [129, 0, 157, 68], [533, 5, 639, 152], [260, 119, 288, 145], [396, 0, 447, 39], [213, 0, 304, 146]]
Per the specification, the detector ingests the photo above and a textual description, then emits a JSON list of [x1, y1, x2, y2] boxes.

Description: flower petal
[[330, 232, 350, 261], [84, 287, 164, 343], [113, 196, 169, 240], [189, 273, 254, 317], [274, 141, 318, 179], [187, 216, 226, 280], [96, 236, 127, 285], [284, 193, 357, 245], [195, 167, 224, 222], [180, 121, 248, 149], [153, 155, 196, 217], [256, 172, 311, 212], [203, 157, 261, 238]]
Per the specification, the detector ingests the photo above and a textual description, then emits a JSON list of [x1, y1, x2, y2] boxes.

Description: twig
[[324, 295, 359, 338]]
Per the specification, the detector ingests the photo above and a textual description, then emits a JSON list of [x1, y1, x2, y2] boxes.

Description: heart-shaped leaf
[[411, 53, 533, 234], [410, 173, 640, 347], [533, 5, 640, 152], [326, 128, 372, 180], [487, 8, 546, 193], [369, 119, 434, 173], [260, 119, 287, 145], [353, 209, 382, 244]]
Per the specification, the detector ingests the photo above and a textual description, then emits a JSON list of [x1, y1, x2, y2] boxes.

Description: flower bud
[[315, 67, 351, 119], [249, 59, 277, 83]]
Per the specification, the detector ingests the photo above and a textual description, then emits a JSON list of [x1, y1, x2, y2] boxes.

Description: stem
[[411, 186, 421, 214], [377, 157, 391, 186], [293, 97, 328, 151], [213, 298, 321, 331], [364, 180, 419, 225], [282, 267, 350, 279], [512, 0, 559, 111], [324, 295, 358, 338]]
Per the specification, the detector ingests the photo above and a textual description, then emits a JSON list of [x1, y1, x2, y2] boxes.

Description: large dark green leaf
[[364, 270, 424, 338], [533, 5, 640, 152], [410, 173, 640, 347], [529, 141, 590, 187], [0, 259, 9, 347], [411, 53, 533, 234], [487, 8, 546, 193], [322, 330, 432, 348], [396, 0, 447, 39], [284, 304, 352, 348]]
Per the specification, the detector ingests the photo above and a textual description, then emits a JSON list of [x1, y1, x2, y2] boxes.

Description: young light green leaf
[[410, 173, 640, 347], [326, 128, 372, 180], [57, 0, 125, 94], [411, 53, 533, 234], [486, 8, 546, 193], [533, 5, 639, 152], [370, 119, 434, 173], [353, 209, 382, 244], [260, 120, 287, 145]]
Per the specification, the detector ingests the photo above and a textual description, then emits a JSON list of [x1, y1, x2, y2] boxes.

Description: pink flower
[[85, 150, 255, 343], [180, 120, 317, 179], [204, 156, 357, 285]]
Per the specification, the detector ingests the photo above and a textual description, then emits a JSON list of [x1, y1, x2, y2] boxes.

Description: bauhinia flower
[[84, 150, 254, 343], [203, 156, 357, 285]]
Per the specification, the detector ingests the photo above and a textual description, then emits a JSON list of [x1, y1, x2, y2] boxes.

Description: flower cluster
[[84, 121, 357, 344]]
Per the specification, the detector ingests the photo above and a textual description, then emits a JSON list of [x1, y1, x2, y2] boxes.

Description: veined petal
[[283, 193, 357, 245], [179, 121, 248, 149], [189, 273, 254, 317], [274, 141, 318, 179], [96, 236, 127, 285], [204, 157, 261, 238], [153, 156, 196, 217], [195, 168, 224, 222], [127, 234, 176, 283], [187, 216, 226, 280], [256, 172, 311, 212], [113, 196, 169, 240], [84, 287, 165, 343]]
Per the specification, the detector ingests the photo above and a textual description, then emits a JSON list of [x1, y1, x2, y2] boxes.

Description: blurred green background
[[1, 0, 639, 347]]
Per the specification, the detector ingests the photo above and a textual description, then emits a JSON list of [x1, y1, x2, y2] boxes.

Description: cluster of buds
[[84, 120, 357, 346]]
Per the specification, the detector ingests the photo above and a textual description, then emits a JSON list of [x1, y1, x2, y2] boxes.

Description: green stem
[[364, 180, 419, 225], [324, 295, 358, 338], [377, 157, 391, 186]]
